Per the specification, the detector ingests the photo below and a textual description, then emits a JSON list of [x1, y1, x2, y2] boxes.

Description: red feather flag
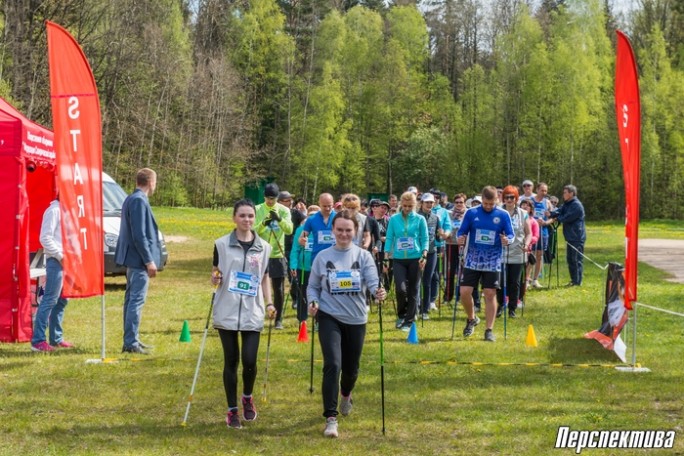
[[46, 21, 104, 297], [615, 30, 641, 310]]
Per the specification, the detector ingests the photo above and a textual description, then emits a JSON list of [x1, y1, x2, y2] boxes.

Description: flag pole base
[[615, 365, 650, 373]]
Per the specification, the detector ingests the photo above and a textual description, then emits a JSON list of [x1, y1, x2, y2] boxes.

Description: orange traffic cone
[[297, 321, 309, 343]]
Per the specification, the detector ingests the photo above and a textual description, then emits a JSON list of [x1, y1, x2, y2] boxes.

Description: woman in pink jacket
[[519, 199, 539, 307]]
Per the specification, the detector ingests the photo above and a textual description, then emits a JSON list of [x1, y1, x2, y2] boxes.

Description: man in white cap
[[521, 180, 535, 199]]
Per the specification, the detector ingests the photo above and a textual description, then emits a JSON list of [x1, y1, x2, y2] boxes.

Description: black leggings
[[444, 244, 460, 302], [218, 329, 261, 409], [294, 270, 311, 322], [497, 263, 524, 311], [317, 311, 366, 418], [393, 258, 421, 323]]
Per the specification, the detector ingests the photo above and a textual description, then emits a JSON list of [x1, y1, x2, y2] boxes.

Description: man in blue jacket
[[115, 168, 162, 354], [549, 184, 586, 287]]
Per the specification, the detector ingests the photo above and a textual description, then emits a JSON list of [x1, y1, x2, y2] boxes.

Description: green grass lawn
[[1, 209, 682, 455]]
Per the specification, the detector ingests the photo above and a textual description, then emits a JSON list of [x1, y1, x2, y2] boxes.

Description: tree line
[[1, 0, 682, 219]]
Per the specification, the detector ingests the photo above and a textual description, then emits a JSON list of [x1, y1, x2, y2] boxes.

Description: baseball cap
[[277, 191, 293, 201], [370, 199, 390, 209], [264, 183, 279, 198], [421, 193, 435, 202], [522, 179, 533, 187]]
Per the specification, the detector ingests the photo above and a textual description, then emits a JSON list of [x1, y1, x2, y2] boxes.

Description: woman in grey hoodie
[[308, 210, 387, 438]]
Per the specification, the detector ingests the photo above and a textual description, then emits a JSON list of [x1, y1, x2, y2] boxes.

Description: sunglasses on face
[[504, 195, 516, 200]]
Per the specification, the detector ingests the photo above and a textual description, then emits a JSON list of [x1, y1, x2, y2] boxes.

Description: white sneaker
[[532, 280, 544, 289], [429, 302, 437, 311], [421, 313, 430, 320], [324, 417, 338, 438], [340, 394, 353, 416]]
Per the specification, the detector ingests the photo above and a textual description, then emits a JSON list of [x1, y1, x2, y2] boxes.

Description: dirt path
[[638, 239, 684, 284]]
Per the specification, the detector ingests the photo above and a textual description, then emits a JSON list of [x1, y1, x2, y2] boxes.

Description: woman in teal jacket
[[290, 205, 319, 322], [383, 191, 428, 330]]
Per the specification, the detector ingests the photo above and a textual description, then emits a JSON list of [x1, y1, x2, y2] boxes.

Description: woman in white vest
[[211, 199, 275, 430], [497, 186, 532, 318]]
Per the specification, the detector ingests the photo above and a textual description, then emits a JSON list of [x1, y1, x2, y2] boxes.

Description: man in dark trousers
[[115, 168, 162, 354], [549, 184, 586, 287]]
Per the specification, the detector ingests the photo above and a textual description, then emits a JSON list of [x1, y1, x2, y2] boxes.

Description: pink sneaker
[[31, 341, 55, 352], [52, 341, 75, 348]]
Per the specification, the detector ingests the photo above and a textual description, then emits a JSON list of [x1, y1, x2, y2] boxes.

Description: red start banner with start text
[[46, 21, 103, 297]]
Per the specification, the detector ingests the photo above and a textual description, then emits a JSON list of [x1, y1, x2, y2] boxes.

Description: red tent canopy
[[0, 97, 56, 342]]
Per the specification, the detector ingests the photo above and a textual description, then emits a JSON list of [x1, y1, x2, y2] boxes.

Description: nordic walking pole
[[309, 312, 315, 394], [445, 244, 451, 310], [503, 245, 509, 340], [547, 224, 554, 289], [268, 225, 290, 320], [261, 315, 274, 402], [181, 274, 219, 427], [555, 223, 560, 288], [378, 284, 386, 436], [450, 246, 463, 341], [437, 249, 443, 318]]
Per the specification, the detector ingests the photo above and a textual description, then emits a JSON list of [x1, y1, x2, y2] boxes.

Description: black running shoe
[[463, 316, 480, 337]]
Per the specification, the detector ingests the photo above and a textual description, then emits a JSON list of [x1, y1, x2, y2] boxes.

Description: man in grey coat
[[115, 168, 161, 354]]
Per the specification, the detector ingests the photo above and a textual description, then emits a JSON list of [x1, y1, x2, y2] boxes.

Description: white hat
[[522, 179, 534, 187], [407, 186, 418, 194], [421, 193, 435, 202]]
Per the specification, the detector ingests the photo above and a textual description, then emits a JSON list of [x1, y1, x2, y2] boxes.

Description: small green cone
[[179, 320, 192, 343]]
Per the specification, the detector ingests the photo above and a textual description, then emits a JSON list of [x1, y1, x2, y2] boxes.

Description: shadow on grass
[[105, 283, 127, 291], [548, 336, 620, 364], [161, 257, 210, 277]]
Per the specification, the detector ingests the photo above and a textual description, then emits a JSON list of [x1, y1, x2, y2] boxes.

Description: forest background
[[1, 0, 683, 219]]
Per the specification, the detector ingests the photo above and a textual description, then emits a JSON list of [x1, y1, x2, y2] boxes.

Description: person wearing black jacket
[[549, 185, 586, 287], [279, 191, 305, 309]]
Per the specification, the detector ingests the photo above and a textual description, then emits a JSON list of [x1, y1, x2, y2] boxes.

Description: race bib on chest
[[318, 230, 335, 245], [228, 271, 259, 297], [328, 270, 361, 294], [474, 229, 496, 245], [396, 237, 415, 251]]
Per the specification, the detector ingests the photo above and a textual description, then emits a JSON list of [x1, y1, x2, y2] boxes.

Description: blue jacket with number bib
[[213, 230, 272, 332], [384, 211, 429, 260]]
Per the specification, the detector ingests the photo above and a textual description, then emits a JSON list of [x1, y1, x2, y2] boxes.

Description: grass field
[[1, 208, 682, 455]]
